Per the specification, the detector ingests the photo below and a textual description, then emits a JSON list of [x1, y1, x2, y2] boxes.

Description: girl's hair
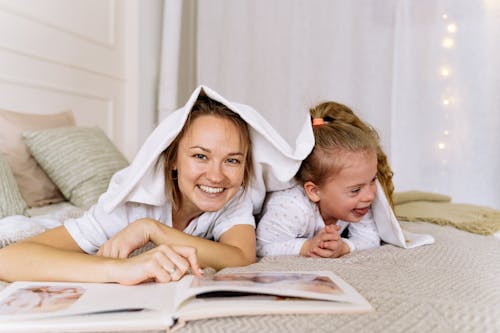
[[163, 95, 253, 210], [296, 101, 395, 208]]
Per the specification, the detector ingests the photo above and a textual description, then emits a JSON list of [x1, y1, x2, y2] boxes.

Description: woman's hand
[[109, 244, 203, 285], [97, 219, 157, 259]]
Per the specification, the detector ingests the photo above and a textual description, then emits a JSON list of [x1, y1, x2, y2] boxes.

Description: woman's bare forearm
[[0, 240, 116, 282], [143, 219, 256, 270]]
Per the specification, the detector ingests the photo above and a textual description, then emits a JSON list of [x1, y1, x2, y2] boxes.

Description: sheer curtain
[[159, 0, 500, 209]]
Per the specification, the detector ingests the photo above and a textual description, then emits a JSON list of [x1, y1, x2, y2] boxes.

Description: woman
[[0, 86, 314, 285]]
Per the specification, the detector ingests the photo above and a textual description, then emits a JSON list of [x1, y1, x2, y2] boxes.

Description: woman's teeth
[[198, 185, 224, 194]]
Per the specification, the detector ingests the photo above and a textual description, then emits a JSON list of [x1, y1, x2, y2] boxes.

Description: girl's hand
[[309, 238, 350, 258], [97, 219, 156, 258], [109, 244, 203, 285], [301, 224, 340, 257]]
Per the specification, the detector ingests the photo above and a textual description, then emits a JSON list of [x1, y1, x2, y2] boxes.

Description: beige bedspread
[[1, 221, 499, 333], [394, 191, 500, 235]]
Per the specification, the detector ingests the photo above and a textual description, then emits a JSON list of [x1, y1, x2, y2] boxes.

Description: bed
[[1, 109, 499, 333], [0, 220, 499, 333]]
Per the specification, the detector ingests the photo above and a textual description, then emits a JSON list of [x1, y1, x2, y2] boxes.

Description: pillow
[[23, 126, 129, 209], [393, 190, 451, 205], [0, 109, 75, 207], [0, 153, 28, 218]]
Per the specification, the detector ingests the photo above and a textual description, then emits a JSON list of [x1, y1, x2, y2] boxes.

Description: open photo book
[[0, 271, 372, 332]]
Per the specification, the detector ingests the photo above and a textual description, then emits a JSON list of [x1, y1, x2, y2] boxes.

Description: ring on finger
[[167, 266, 177, 275]]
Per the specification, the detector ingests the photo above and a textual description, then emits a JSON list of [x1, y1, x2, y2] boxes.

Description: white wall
[[124, 0, 164, 155], [0, 0, 163, 160]]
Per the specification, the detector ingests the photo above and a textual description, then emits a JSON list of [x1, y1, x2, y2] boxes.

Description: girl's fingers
[[318, 232, 339, 243], [311, 246, 334, 258], [307, 251, 319, 258], [325, 224, 341, 234]]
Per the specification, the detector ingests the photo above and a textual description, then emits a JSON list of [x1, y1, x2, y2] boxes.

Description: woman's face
[[174, 115, 247, 214]]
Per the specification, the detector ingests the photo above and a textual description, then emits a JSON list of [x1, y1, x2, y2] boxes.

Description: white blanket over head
[[98, 85, 433, 248], [101, 85, 314, 215], [373, 181, 434, 248]]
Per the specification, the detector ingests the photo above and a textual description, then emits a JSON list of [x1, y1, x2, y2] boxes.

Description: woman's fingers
[[114, 244, 201, 285], [153, 245, 202, 281], [172, 245, 203, 276]]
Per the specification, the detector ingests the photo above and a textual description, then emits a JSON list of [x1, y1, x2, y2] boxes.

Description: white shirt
[[256, 185, 380, 257], [65, 189, 255, 254]]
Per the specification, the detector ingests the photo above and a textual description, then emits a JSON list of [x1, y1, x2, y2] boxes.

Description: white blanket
[[0, 86, 436, 250], [100, 85, 314, 215], [0, 202, 84, 248], [98, 85, 433, 248], [373, 181, 434, 248]]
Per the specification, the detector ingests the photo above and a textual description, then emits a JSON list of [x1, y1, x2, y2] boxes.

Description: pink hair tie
[[312, 118, 325, 126]]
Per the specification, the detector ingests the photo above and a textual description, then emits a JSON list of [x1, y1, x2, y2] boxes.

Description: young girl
[[256, 101, 394, 258], [0, 86, 313, 284]]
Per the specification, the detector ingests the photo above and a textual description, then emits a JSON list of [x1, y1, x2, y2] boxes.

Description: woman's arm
[[0, 226, 200, 284], [156, 222, 256, 270], [98, 219, 256, 270]]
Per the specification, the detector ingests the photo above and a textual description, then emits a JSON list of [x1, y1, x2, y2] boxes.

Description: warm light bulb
[[442, 13, 448, 20], [447, 23, 457, 33], [442, 98, 450, 105], [442, 37, 455, 48], [443, 130, 449, 135], [440, 66, 451, 77], [438, 142, 446, 149]]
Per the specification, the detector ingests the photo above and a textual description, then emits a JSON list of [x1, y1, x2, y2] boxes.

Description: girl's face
[[304, 150, 377, 225], [174, 115, 247, 215]]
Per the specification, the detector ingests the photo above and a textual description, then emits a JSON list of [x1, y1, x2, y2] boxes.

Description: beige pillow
[[24, 126, 129, 209], [0, 109, 75, 207]]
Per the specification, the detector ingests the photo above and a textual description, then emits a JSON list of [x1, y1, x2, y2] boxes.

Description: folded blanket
[[394, 191, 500, 235], [393, 190, 451, 205]]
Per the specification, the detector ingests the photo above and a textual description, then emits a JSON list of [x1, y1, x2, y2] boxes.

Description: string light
[[437, 12, 457, 160], [442, 37, 455, 48], [440, 66, 451, 77]]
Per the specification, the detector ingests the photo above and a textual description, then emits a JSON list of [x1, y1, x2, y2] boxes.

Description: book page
[[175, 271, 368, 308], [173, 271, 372, 324], [0, 281, 177, 322]]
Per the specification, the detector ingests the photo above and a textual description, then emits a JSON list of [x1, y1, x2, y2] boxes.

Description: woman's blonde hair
[[296, 101, 395, 209], [162, 95, 253, 210]]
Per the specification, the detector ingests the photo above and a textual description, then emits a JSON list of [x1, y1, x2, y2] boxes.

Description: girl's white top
[[257, 180, 435, 255], [256, 185, 381, 256]]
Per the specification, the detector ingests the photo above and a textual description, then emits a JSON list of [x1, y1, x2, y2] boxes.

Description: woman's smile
[[197, 184, 225, 194]]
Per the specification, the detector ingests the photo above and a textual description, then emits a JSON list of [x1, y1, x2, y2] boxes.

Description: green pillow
[[23, 127, 129, 209], [0, 153, 28, 217]]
